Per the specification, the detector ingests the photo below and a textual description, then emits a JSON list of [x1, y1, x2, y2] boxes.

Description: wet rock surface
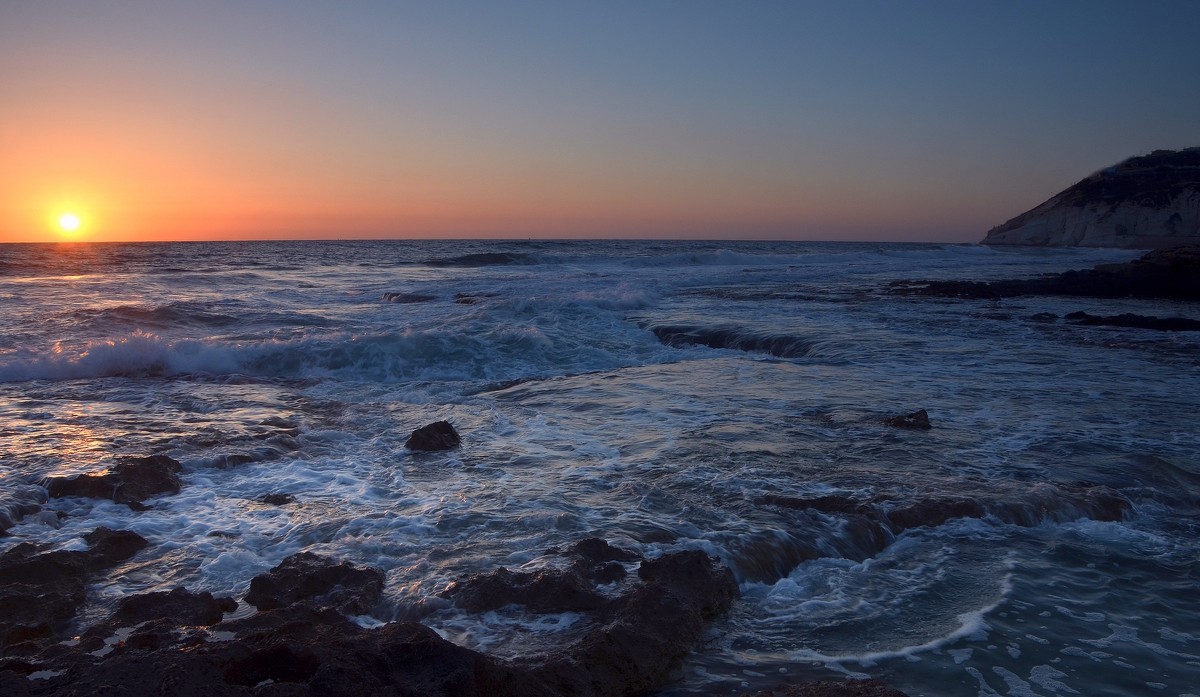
[[112, 587, 237, 627], [45, 455, 183, 511], [244, 552, 384, 615], [404, 420, 462, 451], [888, 245, 1200, 300], [3, 541, 745, 697], [382, 292, 436, 303], [1064, 311, 1200, 331], [0, 528, 147, 650], [883, 409, 932, 430]]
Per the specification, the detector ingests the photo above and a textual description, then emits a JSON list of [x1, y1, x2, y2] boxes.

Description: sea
[[1, 239, 1198, 696]]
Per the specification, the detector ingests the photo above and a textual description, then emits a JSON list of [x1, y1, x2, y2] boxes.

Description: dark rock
[[45, 454, 183, 510], [1064, 311, 1200, 331], [454, 292, 500, 304], [112, 587, 237, 627], [887, 498, 986, 531], [889, 245, 1200, 300], [442, 566, 607, 614], [244, 552, 384, 615], [531, 550, 740, 697], [757, 494, 871, 515], [646, 324, 815, 358], [260, 493, 297, 505], [0, 528, 146, 650], [557, 537, 640, 564], [82, 527, 149, 569], [883, 409, 932, 430], [382, 292, 436, 304], [742, 678, 911, 696], [405, 420, 462, 451]]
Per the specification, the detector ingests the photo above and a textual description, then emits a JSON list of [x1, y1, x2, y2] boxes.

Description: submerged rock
[[382, 292, 436, 303], [883, 409, 932, 430], [1064, 311, 1200, 331], [405, 420, 462, 451], [888, 245, 1200, 300], [244, 552, 384, 615], [259, 493, 296, 505], [45, 455, 183, 511]]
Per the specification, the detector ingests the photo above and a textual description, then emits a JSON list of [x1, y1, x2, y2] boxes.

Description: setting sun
[[58, 212, 81, 232]]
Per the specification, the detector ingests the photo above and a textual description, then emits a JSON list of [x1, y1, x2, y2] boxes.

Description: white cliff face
[[983, 190, 1200, 248], [983, 148, 1200, 248]]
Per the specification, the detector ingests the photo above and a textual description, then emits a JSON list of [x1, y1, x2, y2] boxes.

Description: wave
[[645, 323, 816, 358], [421, 252, 540, 267]]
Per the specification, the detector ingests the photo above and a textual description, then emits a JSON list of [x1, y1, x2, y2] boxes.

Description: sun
[[54, 211, 86, 238], [58, 213, 81, 232]]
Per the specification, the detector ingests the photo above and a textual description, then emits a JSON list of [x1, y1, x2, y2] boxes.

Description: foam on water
[[2, 240, 1199, 696]]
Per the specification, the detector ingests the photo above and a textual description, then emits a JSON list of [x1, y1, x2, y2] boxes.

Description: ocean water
[[1, 239, 1198, 696]]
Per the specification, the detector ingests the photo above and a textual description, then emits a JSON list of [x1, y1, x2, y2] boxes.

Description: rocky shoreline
[[888, 245, 1200, 302], [1, 413, 1151, 696]]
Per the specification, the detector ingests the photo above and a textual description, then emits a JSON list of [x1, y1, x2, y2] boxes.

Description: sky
[[2, 1, 1198, 244]]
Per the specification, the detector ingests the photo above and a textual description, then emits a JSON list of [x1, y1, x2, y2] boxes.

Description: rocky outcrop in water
[[883, 409, 932, 430], [982, 148, 1200, 248], [244, 552, 385, 615], [889, 244, 1200, 300], [405, 420, 462, 451], [0, 528, 147, 650], [1063, 311, 1200, 331], [1, 541, 743, 697], [45, 455, 183, 511]]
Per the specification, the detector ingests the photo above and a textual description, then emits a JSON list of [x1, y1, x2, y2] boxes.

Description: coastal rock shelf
[[982, 147, 1200, 248]]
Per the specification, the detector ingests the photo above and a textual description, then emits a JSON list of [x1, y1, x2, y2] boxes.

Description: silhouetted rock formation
[[405, 420, 462, 451], [0, 528, 147, 650], [1064, 311, 1200, 331], [883, 409, 932, 430], [983, 148, 1200, 247], [244, 552, 384, 615], [889, 245, 1200, 300], [45, 455, 183, 511]]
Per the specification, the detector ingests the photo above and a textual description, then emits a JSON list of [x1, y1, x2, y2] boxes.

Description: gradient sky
[[2, 1, 1198, 243]]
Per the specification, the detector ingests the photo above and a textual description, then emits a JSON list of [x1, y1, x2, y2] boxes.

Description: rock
[[0, 528, 146, 650], [742, 678, 911, 696], [404, 420, 462, 451], [883, 409, 931, 430], [887, 498, 986, 531], [1064, 311, 1200, 331], [382, 292, 436, 304], [888, 245, 1200, 300], [982, 147, 1200, 248], [454, 292, 499, 305], [530, 550, 740, 697], [45, 455, 183, 511], [259, 493, 297, 505], [442, 566, 607, 614], [244, 552, 384, 615], [82, 527, 150, 569], [112, 587, 237, 627]]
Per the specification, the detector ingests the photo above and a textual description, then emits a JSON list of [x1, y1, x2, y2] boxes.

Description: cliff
[[982, 148, 1200, 248]]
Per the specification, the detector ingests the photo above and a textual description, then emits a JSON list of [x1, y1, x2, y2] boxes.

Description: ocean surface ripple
[[1, 239, 1198, 696]]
